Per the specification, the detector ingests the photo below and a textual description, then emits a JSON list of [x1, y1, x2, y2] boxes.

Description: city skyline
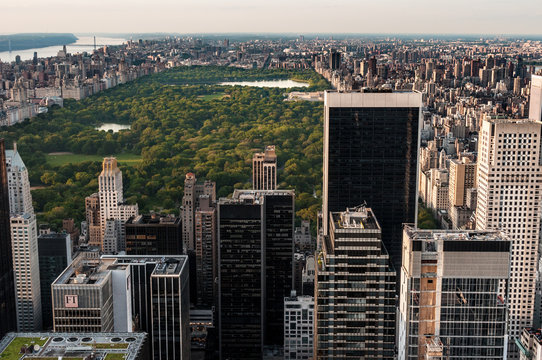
[[2, 0, 542, 35]]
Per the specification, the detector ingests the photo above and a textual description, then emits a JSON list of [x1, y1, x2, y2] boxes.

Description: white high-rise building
[[98, 157, 138, 252], [476, 117, 542, 358], [252, 145, 277, 191], [284, 291, 314, 360], [10, 212, 41, 331], [530, 75, 542, 122], [5, 147, 41, 331], [5, 146, 33, 215]]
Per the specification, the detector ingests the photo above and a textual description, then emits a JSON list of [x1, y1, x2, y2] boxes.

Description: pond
[[95, 123, 131, 132], [217, 79, 309, 88]]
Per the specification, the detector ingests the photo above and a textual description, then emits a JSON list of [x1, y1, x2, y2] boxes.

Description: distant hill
[[0, 33, 78, 52]]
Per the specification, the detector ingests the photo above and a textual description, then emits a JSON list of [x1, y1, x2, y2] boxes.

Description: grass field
[[46, 153, 142, 167], [0, 337, 49, 360]]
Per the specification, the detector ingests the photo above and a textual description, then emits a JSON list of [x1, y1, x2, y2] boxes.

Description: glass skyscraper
[[323, 90, 422, 269]]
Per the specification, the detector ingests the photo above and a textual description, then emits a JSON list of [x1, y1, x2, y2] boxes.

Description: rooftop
[[0, 332, 147, 360], [54, 254, 187, 286], [126, 213, 180, 225], [331, 205, 380, 230], [404, 225, 509, 243]]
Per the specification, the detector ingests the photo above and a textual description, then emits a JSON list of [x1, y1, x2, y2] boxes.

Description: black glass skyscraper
[[38, 232, 72, 329], [218, 190, 294, 360], [323, 90, 421, 269], [0, 139, 16, 337]]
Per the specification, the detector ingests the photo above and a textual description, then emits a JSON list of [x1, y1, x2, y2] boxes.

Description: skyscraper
[[218, 190, 294, 359], [125, 214, 182, 255], [53, 253, 190, 359], [476, 117, 542, 358], [323, 89, 422, 269], [195, 195, 217, 307], [5, 145, 33, 215], [329, 51, 341, 70], [85, 192, 101, 246], [98, 157, 138, 252], [6, 147, 41, 331], [0, 139, 16, 338], [284, 291, 314, 360], [150, 259, 191, 360], [181, 173, 216, 252], [530, 75, 542, 122], [315, 206, 396, 359], [38, 232, 72, 330], [10, 213, 41, 331], [398, 227, 510, 360], [252, 145, 277, 191]]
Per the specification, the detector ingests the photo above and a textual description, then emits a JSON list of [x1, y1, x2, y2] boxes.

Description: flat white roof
[[325, 90, 422, 108]]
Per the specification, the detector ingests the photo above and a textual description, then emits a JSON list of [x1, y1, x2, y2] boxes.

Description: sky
[[2, 0, 541, 35]]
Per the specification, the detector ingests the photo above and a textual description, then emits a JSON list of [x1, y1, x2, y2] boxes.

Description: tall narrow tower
[[0, 139, 16, 337], [98, 157, 138, 252], [475, 117, 542, 358], [6, 146, 41, 331]]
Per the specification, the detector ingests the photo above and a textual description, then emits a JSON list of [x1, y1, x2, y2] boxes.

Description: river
[[0, 35, 126, 62]]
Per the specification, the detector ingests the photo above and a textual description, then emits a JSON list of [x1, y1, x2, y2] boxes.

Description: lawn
[[104, 354, 127, 360], [45, 153, 142, 167], [0, 337, 48, 360]]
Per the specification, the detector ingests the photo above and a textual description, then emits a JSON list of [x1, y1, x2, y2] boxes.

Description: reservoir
[[95, 123, 131, 132], [218, 79, 309, 88]]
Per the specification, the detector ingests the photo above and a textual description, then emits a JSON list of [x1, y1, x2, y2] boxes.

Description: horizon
[[3, 0, 541, 35]]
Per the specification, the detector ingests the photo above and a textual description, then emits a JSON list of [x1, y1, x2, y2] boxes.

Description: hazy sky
[[3, 0, 541, 35]]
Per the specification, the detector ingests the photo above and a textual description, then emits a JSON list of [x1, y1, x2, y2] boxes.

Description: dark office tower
[[151, 259, 190, 360], [125, 214, 182, 255], [218, 190, 295, 360], [329, 51, 341, 70], [218, 197, 263, 360], [195, 195, 217, 307], [38, 232, 72, 330], [0, 139, 16, 338], [323, 90, 422, 270], [471, 58, 481, 77], [261, 191, 294, 346], [368, 56, 377, 74], [316, 206, 396, 359]]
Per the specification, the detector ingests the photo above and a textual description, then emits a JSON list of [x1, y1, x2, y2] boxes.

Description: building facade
[[181, 173, 216, 252], [195, 195, 217, 307], [37, 232, 72, 330], [125, 214, 182, 255], [0, 139, 16, 338], [316, 206, 396, 359], [322, 90, 422, 269], [475, 117, 542, 356], [284, 291, 314, 360], [150, 259, 191, 360], [218, 189, 293, 359], [98, 157, 138, 252], [398, 227, 511, 360], [10, 214, 41, 332], [252, 145, 278, 191]]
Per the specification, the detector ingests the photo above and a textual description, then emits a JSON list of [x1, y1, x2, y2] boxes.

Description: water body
[[0, 35, 126, 62], [218, 79, 309, 88], [95, 123, 131, 132]]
